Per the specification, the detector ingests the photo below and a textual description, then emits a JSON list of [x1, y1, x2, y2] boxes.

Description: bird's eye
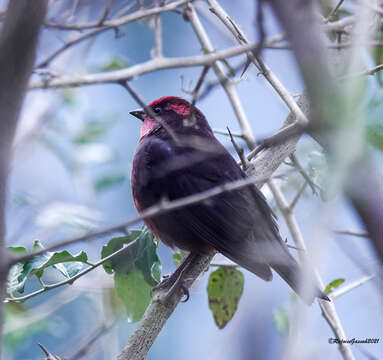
[[153, 107, 162, 114]]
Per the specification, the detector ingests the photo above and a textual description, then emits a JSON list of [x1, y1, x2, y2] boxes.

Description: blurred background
[[2, 0, 382, 359]]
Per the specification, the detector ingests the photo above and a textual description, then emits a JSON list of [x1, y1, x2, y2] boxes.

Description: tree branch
[[207, 0, 309, 129], [187, 3, 255, 147], [44, 0, 190, 31], [0, 0, 48, 356], [330, 274, 375, 299], [268, 179, 355, 360], [117, 253, 213, 360], [29, 42, 261, 89]]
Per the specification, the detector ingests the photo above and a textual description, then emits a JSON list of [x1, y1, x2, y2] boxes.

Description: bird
[[130, 96, 329, 304]]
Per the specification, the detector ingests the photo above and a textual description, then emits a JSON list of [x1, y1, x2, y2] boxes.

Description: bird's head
[[130, 96, 212, 141]]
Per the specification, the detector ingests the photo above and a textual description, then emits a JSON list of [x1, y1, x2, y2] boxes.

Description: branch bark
[[29, 42, 260, 89], [0, 0, 48, 356]]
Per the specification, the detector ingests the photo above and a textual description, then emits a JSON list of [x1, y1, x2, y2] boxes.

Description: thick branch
[[0, 0, 48, 355], [117, 253, 214, 360]]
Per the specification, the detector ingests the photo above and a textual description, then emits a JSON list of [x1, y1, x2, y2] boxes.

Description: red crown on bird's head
[[149, 96, 191, 116]]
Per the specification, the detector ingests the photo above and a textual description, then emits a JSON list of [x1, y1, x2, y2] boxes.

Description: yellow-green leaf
[[324, 278, 345, 294], [207, 267, 244, 329]]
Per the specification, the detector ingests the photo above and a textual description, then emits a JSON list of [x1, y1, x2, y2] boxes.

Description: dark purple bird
[[130, 96, 329, 304]]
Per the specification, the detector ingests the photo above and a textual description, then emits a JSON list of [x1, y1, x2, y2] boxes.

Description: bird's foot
[[152, 272, 190, 302], [152, 252, 197, 302]]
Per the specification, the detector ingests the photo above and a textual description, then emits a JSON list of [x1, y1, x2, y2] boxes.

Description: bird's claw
[[180, 284, 190, 302], [152, 273, 190, 302]]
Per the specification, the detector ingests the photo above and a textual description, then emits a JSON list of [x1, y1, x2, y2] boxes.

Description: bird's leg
[[152, 252, 198, 301]]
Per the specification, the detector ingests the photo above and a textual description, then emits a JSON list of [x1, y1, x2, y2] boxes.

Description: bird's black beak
[[129, 109, 146, 121]]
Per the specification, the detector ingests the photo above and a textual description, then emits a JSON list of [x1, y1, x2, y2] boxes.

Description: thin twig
[[325, 0, 345, 23], [37, 27, 106, 68], [340, 63, 383, 78], [289, 153, 318, 194], [187, 3, 255, 148], [289, 181, 308, 210], [152, 0, 163, 58], [268, 179, 355, 360], [38, 343, 61, 360], [227, 127, 248, 170], [213, 128, 243, 138], [39, 0, 190, 67], [334, 230, 370, 238], [5, 239, 138, 302], [253, 0, 266, 60], [207, 0, 309, 129], [29, 42, 263, 89], [98, 0, 114, 26], [330, 275, 375, 299], [191, 65, 210, 105], [44, 0, 191, 31], [119, 80, 178, 143], [67, 322, 116, 360]]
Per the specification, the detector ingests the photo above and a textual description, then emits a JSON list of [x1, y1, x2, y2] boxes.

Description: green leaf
[[8, 246, 27, 256], [42, 250, 88, 279], [6, 241, 88, 295], [207, 267, 244, 329], [101, 227, 161, 322], [94, 174, 126, 193], [101, 230, 142, 274], [99, 57, 129, 72], [173, 249, 187, 265], [324, 278, 345, 295], [102, 228, 160, 285], [134, 229, 161, 286], [273, 307, 289, 335], [114, 269, 152, 322]]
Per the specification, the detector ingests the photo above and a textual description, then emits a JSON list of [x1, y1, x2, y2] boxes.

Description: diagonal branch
[[186, 3, 255, 147], [268, 179, 355, 360]]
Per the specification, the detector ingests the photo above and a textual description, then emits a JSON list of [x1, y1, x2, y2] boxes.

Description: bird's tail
[[269, 243, 330, 305]]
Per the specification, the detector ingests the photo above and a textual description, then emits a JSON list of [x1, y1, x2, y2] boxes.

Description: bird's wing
[[155, 138, 280, 281]]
